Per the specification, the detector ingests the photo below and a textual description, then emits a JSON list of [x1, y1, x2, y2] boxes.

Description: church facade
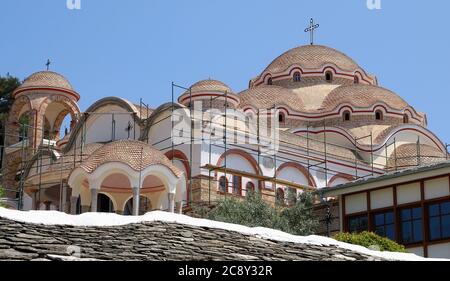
[[1, 42, 448, 233]]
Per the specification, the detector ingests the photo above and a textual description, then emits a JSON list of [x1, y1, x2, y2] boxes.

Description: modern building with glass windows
[[321, 161, 450, 258]]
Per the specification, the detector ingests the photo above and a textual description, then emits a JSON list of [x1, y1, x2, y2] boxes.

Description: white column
[[132, 186, 140, 216], [168, 193, 175, 213], [176, 201, 183, 214], [70, 196, 78, 215], [90, 189, 99, 212]]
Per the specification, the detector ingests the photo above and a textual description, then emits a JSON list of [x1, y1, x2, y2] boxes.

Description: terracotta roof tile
[[184, 79, 234, 95], [79, 140, 182, 177], [263, 45, 360, 74], [17, 71, 74, 91]]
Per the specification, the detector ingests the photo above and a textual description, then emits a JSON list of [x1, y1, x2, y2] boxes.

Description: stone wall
[[0, 216, 383, 261]]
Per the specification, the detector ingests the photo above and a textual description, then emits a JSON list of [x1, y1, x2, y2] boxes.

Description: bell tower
[[2, 71, 81, 206]]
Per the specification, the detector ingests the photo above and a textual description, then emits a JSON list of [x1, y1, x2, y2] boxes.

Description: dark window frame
[[347, 214, 369, 233], [218, 176, 228, 193], [427, 201, 450, 241], [343, 111, 351, 122], [325, 71, 333, 82], [399, 206, 424, 244], [232, 175, 242, 196], [373, 210, 396, 240], [375, 110, 383, 121], [293, 72, 301, 82]]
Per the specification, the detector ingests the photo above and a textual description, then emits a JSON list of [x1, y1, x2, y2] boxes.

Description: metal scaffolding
[[0, 84, 448, 212]]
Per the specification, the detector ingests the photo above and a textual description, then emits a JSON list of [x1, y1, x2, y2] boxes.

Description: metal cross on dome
[[304, 18, 320, 45], [45, 59, 51, 71], [125, 121, 134, 138]]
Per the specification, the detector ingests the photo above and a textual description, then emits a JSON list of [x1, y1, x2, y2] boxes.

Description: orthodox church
[[1, 30, 447, 228]]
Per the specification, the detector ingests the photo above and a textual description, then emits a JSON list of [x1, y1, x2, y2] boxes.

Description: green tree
[[333, 231, 406, 253], [0, 185, 5, 208], [0, 74, 21, 166], [203, 191, 317, 236], [280, 191, 318, 235], [0, 74, 21, 116]]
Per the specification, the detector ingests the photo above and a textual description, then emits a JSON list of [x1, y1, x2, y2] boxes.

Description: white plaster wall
[[370, 187, 393, 210], [424, 177, 450, 200], [148, 114, 173, 149], [277, 166, 309, 186], [427, 243, 450, 259], [407, 246, 424, 257], [172, 159, 187, 202], [397, 182, 421, 205], [345, 193, 367, 214], [215, 153, 258, 194], [84, 105, 137, 144], [329, 177, 350, 187]]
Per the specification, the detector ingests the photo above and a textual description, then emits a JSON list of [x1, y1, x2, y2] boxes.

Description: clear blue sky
[[1, 0, 450, 143]]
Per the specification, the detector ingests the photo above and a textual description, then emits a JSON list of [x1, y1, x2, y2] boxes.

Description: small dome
[[79, 140, 182, 177], [322, 84, 408, 111], [263, 45, 361, 74], [239, 85, 307, 112], [387, 143, 447, 170], [19, 71, 74, 91], [185, 79, 234, 95], [179, 79, 239, 107], [13, 71, 79, 101]]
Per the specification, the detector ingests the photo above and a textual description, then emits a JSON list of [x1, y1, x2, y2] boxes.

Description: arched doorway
[[123, 196, 152, 216], [97, 193, 115, 213]]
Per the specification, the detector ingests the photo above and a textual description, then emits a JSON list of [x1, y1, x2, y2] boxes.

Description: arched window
[[246, 182, 255, 196], [325, 71, 333, 82], [276, 188, 285, 206], [219, 176, 228, 193], [232, 175, 242, 196], [287, 187, 297, 206], [354, 75, 359, 84], [403, 114, 409, 124], [343, 110, 351, 122], [375, 110, 383, 121], [293, 72, 301, 82], [278, 112, 285, 124], [267, 77, 273, 85]]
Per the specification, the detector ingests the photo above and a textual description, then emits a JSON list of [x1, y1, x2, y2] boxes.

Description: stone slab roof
[[0, 217, 383, 261]]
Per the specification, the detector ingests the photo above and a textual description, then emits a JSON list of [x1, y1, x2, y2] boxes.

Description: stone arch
[[5, 95, 32, 145], [165, 150, 190, 202], [123, 195, 152, 215], [328, 173, 354, 187], [216, 149, 262, 175], [216, 149, 263, 193], [275, 162, 316, 188], [97, 192, 116, 213], [37, 95, 80, 142]]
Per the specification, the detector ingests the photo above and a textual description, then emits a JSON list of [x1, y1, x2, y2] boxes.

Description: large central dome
[[263, 45, 361, 74]]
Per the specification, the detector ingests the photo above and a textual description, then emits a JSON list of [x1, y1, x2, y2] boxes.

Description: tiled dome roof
[[322, 84, 408, 111], [13, 71, 80, 101], [79, 140, 182, 177], [263, 45, 361, 74], [18, 71, 74, 91], [239, 85, 306, 112], [185, 79, 234, 95], [387, 144, 447, 170], [239, 84, 410, 113]]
